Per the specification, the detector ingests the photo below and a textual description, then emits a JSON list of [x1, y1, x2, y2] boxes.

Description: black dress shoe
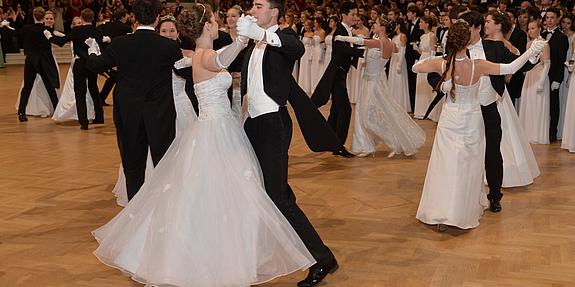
[[550, 134, 557, 142], [489, 199, 502, 213], [332, 149, 355, 158], [80, 124, 89, 130], [297, 259, 339, 287], [102, 102, 110, 106], [91, 119, 104, 124], [18, 113, 28, 122]]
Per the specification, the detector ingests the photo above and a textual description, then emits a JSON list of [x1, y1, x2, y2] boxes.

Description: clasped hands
[[236, 14, 263, 43]]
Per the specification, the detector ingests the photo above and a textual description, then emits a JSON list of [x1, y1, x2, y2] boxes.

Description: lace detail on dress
[[193, 71, 234, 121]]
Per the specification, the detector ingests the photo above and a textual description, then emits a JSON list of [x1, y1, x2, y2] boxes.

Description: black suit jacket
[[542, 28, 569, 84], [311, 22, 364, 107], [507, 26, 528, 99], [51, 24, 104, 60], [86, 29, 183, 133], [406, 18, 423, 66], [98, 20, 132, 49], [241, 27, 340, 152], [18, 23, 60, 88]]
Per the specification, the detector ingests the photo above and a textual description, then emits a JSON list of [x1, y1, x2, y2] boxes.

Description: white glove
[[43, 30, 52, 40], [85, 37, 101, 56], [536, 84, 544, 94], [174, 56, 192, 69], [529, 39, 546, 56], [236, 14, 265, 41], [551, 81, 560, 91], [334, 35, 364, 45], [53, 30, 65, 37], [102, 36, 111, 43]]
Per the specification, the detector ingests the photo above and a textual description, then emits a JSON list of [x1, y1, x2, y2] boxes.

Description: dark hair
[[395, 18, 408, 36], [546, 7, 560, 18], [113, 8, 128, 21], [268, 0, 286, 18], [486, 10, 512, 34], [407, 6, 423, 17], [133, 0, 162, 25], [460, 10, 484, 28], [340, 1, 357, 16], [33, 7, 46, 21], [178, 4, 213, 45], [437, 21, 471, 101], [81, 8, 94, 22], [420, 15, 436, 29], [562, 13, 574, 32], [156, 14, 177, 32]]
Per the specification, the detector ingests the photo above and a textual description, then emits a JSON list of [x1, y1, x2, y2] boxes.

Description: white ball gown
[[413, 33, 438, 120], [388, 34, 411, 112], [558, 34, 574, 139], [111, 72, 197, 206], [417, 67, 489, 229], [15, 46, 60, 116], [322, 34, 333, 75], [350, 47, 425, 156], [561, 67, 575, 152], [519, 58, 550, 144], [52, 55, 96, 122], [93, 71, 316, 286], [310, 35, 324, 93], [498, 90, 540, 187], [298, 36, 313, 95]]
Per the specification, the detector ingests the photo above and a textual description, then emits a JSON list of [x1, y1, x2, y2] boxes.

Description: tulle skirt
[[94, 113, 315, 287]]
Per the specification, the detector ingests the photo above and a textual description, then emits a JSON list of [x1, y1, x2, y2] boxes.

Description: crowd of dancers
[[8, 0, 575, 286]]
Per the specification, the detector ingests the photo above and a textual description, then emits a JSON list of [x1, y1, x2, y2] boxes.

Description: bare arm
[[412, 57, 445, 74]]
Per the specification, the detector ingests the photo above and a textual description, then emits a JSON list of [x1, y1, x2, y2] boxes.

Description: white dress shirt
[[246, 25, 283, 118], [136, 25, 155, 31], [468, 39, 498, 106]]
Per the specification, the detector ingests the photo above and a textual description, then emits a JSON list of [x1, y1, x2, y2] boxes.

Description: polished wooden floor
[[1, 64, 574, 287]]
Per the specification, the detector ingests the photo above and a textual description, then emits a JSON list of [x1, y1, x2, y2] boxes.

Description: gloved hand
[[102, 36, 111, 43], [536, 84, 544, 94], [236, 14, 264, 41], [53, 30, 65, 37], [397, 65, 402, 74], [530, 39, 546, 55], [551, 81, 560, 91], [334, 35, 364, 45], [566, 59, 575, 73], [43, 30, 52, 40], [85, 37, 101, 56], [174, 56, 193, 69]]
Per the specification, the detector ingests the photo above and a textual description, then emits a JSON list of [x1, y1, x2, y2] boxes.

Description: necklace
[[455, 56, 468, 62]]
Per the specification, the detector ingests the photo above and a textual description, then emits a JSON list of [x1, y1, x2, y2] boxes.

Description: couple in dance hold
[[414, 21, 545, 231], [87, 0, 337, 286]]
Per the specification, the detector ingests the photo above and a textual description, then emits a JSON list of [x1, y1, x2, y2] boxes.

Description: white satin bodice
[[193, 71, 233, 121]]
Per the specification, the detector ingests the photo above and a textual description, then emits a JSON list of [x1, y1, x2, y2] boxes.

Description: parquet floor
[[1, 65, 574, 287]]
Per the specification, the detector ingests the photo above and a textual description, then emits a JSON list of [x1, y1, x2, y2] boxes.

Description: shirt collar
[[341, 22, 353, 34], [547, 26, 558, 33], [136, 25, 155, 31], [468, 39, 483, 50], [266, 24, 278, 33]]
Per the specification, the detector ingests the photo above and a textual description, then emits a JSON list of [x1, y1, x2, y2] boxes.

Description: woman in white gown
[[347, 15, 369, 104], [341, 16, 425, 157], [111, 16, 197, 206], [322, 16, 337, 75], [413, 22, 545, 231], [558, 15, 574, 139], [310, 17, 325, 92], [482, 12, 540, 187], [93, 7, 315, 286], [413, 16, 437, 120], [562, 36, 575, 152], [15, 11, 61, 117], [519, 20, 550, 144], [388, 20, 411, 112], [52, 16, 96, 122], [298, 20, 313, 95]]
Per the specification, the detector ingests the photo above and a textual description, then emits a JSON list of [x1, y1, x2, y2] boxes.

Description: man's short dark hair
[[81, 8, 94, 22], [546, 6, 560, 18], [133, 0, 162, 25], [407, 6, 423, 17], [340, 1, 357, 16], [113, 8, 128, 21], [268, 0, 286, 18], [460, 10, 484, 28]]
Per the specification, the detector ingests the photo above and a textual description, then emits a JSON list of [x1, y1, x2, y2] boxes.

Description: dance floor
[[1, 65, 574, 287]]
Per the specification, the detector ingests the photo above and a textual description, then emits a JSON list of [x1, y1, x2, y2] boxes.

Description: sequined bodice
[[364, 48, 388, 78], [193, 71, 233, 120]]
